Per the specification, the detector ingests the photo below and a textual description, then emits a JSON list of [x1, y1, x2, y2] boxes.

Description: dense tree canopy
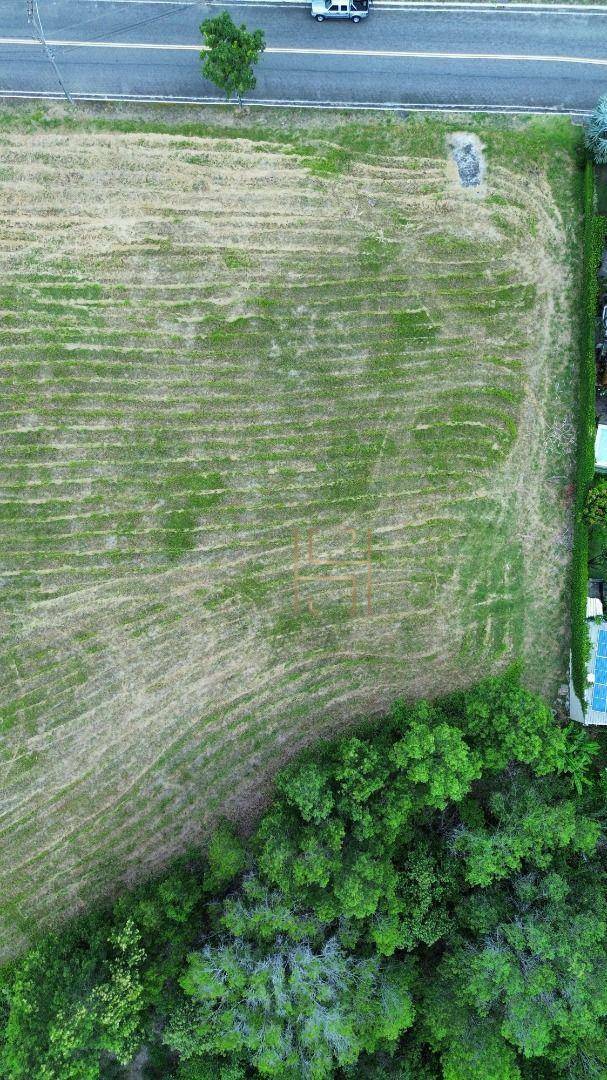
[[167, 928, 414, 1077], [1, 670, 605, 1079], [426, 869, 607, 1078]]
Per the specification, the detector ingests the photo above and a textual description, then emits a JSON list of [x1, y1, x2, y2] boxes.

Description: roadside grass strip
[[570, 162, 604, 708]]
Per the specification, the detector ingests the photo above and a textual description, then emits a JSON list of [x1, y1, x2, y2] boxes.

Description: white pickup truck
[[311, 0, 369, 21]]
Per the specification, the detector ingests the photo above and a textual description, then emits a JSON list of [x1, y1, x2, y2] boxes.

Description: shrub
[[586, 96, 607, 165], [583, 479, 607, 525], [589, 524, 607, 578]]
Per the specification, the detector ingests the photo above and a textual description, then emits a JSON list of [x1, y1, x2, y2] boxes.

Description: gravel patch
[[448, 132, 486, 189]]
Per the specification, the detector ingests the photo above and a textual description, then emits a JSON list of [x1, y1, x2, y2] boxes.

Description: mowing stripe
[[0, 109, 580, 950]]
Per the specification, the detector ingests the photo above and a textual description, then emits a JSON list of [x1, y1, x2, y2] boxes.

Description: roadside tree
[[586, 96, 607, 164], [200, 13, 265, 106]]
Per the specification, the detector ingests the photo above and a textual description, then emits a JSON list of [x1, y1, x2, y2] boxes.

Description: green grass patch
[[570, 162, 604, 709]]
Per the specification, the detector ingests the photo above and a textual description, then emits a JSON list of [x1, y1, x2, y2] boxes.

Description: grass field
[[0, 106, 581, 956]]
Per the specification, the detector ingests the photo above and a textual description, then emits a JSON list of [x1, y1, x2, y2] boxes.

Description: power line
[[27, 0, 74, 104], [49, 1, 200, 53]]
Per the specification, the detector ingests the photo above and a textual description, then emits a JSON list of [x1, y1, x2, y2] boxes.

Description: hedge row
[[570, 161, 605, 707]]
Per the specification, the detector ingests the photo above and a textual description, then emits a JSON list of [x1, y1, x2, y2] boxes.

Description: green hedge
[[571, 161, 604, 707]]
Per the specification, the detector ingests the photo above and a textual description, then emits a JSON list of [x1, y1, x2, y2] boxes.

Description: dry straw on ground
[[0, 113, 577, 954]]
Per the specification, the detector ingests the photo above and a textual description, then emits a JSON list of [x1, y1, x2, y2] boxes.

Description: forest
[[1, 669, 605, 1080]]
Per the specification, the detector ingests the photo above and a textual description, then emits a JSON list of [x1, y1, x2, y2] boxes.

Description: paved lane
[[0, 0, 606, 110], [7, 1, 607, 56]]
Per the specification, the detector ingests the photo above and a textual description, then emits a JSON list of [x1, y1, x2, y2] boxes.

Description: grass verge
[[570, 162, 604, 708]]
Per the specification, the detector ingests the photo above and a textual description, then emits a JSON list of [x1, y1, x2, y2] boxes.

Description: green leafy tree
[[1, 674, 602, 1079], [425, 872, 607, 1076], [584, 479, 607, 526], [166, 936, 414, 1078], [255, 676, 592, 955], [451, 772, 600, 887], [586, 96, 607, 164], [455, 669, 584, 777], [0, 919, 146, 1080], [256, 704, 478, 931], [200, 13, 265, 106], [390, 712, 482, 809]]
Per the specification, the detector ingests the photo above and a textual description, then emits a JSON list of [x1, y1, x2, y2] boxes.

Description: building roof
[[595, 424, 607, 471], [583, 622, 607, 725]]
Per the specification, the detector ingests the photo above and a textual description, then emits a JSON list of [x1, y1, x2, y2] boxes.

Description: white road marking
[[1, 36, 606, 65], [70, 0, 607, 10], [211, 0, 607, 8], [0, 37, 203, 49], [74, 1, 198, 4], [205, 1, 307, 5], [268, 47, 607, 63], [0, 88, 591, 113]]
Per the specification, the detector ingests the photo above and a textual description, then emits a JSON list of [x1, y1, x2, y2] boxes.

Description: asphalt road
[[1, 0, 607, 111]]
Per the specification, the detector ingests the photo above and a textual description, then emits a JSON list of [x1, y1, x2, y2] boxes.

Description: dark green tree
[[0, 919, 147, 1080], [425, 871, 607, 1078], [200, 13, 265, 106], [583, 479, 607, 526], [0, 831, 243, 1080], [0, 675, 602, 1080], [254, 675, 592, 955]]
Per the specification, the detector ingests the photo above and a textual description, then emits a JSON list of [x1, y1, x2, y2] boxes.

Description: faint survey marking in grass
[[292, 527, 372, 618]]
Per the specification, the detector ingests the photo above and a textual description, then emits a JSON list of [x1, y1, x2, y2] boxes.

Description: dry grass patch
[[0, 110, 581, 955]]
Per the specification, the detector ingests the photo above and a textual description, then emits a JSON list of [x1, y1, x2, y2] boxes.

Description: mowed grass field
[[0, 108, 581, 954]]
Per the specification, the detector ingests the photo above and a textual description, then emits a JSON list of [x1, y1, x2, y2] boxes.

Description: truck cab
[[311, 0, 369, 21]]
